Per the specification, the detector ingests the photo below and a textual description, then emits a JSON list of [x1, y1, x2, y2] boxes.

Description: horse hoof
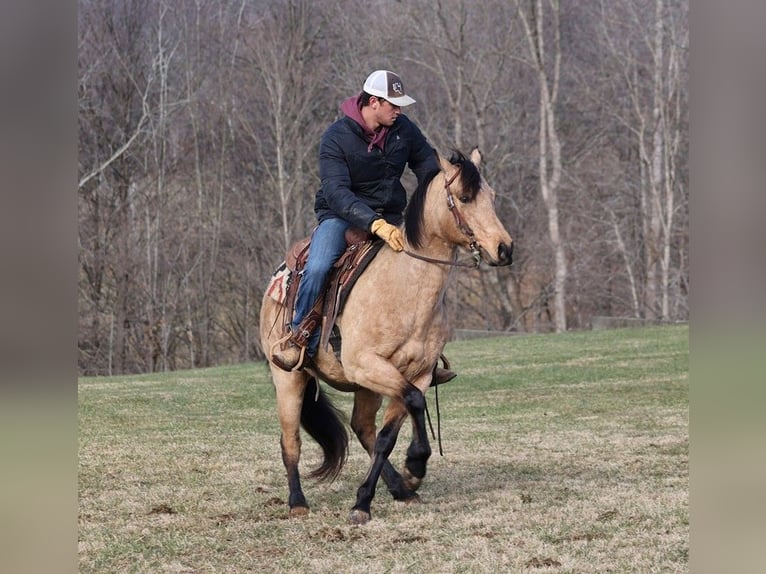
[[348, 509, 371, 525], [289, 505, 310, 518], [404, 493, 422, 505]]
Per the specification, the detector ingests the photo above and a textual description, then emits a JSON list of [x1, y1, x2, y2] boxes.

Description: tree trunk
[[519, 0, 567, 332]]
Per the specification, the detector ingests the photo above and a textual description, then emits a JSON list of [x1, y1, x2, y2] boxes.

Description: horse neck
[[417, 178, 462, 261], [382, 186, 458, 304], [388, 185, 457, 294]]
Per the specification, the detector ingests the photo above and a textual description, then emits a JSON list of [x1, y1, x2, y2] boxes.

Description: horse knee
[[402, 385, 425, 414]]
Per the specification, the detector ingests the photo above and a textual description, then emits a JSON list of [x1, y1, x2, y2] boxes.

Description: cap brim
[[388, 94, 416, 107]]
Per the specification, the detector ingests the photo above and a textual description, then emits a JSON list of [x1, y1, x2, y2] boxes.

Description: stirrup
[[270, 332, 307, 372]]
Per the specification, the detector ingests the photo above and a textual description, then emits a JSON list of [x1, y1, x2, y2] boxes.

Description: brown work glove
[[370, 218, 404, 252]]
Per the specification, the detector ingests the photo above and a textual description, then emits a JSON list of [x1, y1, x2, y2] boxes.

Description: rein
[[403, 164, 482, 268], [424, 383, 444, 456], [403, 249, 479, 268]]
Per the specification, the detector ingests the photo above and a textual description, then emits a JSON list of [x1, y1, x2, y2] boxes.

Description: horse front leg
[[401, 383, 432, 493], [349, 398, 409, 525], [351, 389, 419, 503]]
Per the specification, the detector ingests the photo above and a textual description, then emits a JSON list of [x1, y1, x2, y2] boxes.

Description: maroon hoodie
[[340, 94, 388, 152]]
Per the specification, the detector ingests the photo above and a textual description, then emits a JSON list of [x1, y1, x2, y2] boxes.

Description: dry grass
[[79, 325, 688, 573]]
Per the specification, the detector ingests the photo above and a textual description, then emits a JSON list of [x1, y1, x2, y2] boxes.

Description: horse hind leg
[[273, 368, 311, 516], [274, 371, 349, 517], [350, 389, 418, 503], [281, 433, 308, 516]]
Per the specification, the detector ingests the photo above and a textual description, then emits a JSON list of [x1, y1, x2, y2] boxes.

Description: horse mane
[[404, 149, 481, 249]]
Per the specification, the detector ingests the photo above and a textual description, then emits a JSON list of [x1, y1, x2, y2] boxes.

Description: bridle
[[403, 165, 483, 268]]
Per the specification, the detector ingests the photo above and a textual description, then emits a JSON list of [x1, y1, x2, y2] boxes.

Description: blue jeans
[[292, 217, 352, 356]]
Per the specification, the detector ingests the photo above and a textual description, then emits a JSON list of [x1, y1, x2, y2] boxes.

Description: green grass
[[79, 324, 688, 573]]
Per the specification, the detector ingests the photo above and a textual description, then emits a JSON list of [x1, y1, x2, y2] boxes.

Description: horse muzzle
[[486, 241, 513, 267]]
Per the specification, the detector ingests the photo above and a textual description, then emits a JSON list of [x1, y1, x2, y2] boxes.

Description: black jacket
[[314, 114, 439, 231]]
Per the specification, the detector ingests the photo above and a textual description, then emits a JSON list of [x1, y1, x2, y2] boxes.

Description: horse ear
[[470, 147, 482, 167]]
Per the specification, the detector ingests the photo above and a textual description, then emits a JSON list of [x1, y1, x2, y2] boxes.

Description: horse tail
[[301, 377, 349, 482]]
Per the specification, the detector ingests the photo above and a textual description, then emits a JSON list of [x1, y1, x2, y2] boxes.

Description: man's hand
[[370, 218, 404, 252]]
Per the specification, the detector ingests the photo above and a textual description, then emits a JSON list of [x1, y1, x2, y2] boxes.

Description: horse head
[[434, 148, 513, 267]]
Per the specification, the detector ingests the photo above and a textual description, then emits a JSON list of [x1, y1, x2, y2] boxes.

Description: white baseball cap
[[363, 70, 416, 107]]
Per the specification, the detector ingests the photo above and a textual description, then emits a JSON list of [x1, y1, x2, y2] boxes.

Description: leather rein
[[403, 165, 483, 268]]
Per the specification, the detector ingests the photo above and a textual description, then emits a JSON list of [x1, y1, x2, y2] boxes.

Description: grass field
[[79, 324, 688, 573]]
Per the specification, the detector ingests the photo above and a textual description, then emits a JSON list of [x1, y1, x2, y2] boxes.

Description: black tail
[[301, 377, 349, 482]]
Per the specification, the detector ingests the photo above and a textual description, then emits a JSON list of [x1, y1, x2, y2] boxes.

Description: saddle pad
[[266, 262, 291, 305]]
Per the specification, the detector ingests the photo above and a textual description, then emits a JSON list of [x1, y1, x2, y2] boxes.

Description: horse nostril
[[498, 242, 513, 265]]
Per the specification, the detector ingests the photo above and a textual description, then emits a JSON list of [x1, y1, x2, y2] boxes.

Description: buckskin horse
[[259, 148, 513, 524]]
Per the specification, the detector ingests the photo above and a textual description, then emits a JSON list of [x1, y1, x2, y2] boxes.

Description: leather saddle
[[280, 227, 384, 354]]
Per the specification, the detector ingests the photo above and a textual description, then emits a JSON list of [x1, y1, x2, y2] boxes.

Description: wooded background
[[78, 0, 688, 375]]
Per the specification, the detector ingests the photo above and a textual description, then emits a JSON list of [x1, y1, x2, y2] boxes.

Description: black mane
[[404, 150, 481, 249]]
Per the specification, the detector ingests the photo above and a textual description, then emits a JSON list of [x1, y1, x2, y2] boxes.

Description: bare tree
[[589, 0, 688, 321], [517, 0, 567, 332], [78, 0, 158, 374], [236, 0, 331, 253]]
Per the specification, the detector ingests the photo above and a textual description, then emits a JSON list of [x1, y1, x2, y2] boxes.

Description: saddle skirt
[[266, 227, 384, 352]]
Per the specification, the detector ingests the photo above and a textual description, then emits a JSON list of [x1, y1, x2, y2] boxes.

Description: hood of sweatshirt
[[340, 94, 388, 152]]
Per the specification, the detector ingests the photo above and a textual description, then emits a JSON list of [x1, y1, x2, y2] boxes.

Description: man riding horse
[[271, 69, 456, 385]]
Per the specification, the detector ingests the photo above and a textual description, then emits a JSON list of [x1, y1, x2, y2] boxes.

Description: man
[[271, 70, 455, 385]]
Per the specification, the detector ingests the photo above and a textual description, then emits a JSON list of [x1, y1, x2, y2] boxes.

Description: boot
[[270, 337, 306, 372], [432, 366, 457, 386], [271, 310, 321, 372]]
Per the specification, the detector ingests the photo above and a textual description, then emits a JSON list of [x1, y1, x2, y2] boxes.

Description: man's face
[[374, 97, 401, 127]]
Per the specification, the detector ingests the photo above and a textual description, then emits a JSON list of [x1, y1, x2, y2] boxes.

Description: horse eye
[[459, 195, 470, 204]]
